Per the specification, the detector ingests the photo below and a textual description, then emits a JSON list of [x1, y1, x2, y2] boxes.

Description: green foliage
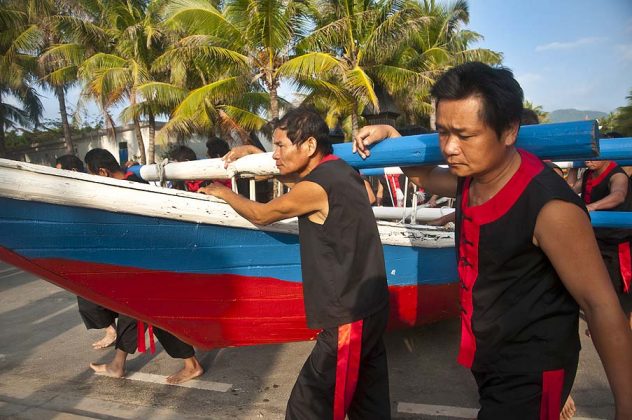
[[612, 89, 632, 136], [3, 0, 508, 153]]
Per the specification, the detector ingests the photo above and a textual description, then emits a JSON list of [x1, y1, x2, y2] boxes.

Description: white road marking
[[398, 402, 478, 418], [0, 267, 19, 275], [0, 270, 23, 280], [397, 402, 606, 420], [124, 372, 232, 392], [32, 304, 76, 324]]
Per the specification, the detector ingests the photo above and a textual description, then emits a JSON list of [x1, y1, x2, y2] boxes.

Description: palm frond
[[344, 66, 378, 110]]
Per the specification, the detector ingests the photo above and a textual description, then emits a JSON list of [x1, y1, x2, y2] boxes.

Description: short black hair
[[431, 62, 524, 138], [520, 109, 540, 126], [168, 145, 197, 162], [206, 137, 230, 158], [84, 148, 122, 174], [273, 108, 333, 155], [55, 154, 85, 172]]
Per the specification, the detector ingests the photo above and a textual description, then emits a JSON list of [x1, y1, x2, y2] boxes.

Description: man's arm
[[586, 172, 629, 211], [535, 200, 632, 419], [199, 181, 328, 225], [354, 125, 458, 198]]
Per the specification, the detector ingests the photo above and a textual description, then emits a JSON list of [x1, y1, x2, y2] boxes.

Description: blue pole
[[333, 120, 598, 169], [590, 211, 632, 229]]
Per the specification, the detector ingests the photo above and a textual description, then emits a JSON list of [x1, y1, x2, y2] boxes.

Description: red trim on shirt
[[333, 320, 363, 420], [465, 149, 544, 225], [619, 242, 632, 293], [583, 161, 617, 204], [456, 149, 543, 368], [124, 171, 135, 180], [539, 369, 565, 420], [316, 154, 340, 167]]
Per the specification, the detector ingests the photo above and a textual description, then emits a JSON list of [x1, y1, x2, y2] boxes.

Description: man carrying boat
[[83, 148, 204, 384], [353, 62, 632, 419], [199, 109, 391, 420], [581, 157, 632, 329], [55, 154, 119, 350]]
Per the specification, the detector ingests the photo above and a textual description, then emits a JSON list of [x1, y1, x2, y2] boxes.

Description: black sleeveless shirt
[[455, 149, 583, 372], [298, 156, 389, 329], [581, 162, 632, 244]]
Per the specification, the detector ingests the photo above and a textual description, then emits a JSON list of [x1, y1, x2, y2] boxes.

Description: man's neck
[[297, 152, 329, 179], [469, 148, 521, 206], [111, 171, 127, 180]]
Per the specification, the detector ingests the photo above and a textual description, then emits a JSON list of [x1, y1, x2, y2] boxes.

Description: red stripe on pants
[[539, 369, 564, 420], [136, 321, 156, 354], [618, 242, 631, 293], [333, 320, 363, 420]]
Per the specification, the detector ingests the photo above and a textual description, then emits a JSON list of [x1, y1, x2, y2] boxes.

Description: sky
[[36, 0, 632, 124], [466, 0, 632, 113]]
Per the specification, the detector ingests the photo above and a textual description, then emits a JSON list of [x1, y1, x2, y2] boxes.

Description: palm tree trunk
[[55, 86, 74, 154], [430, 98, 437, 131], [104, 110, 117, 145], [351, 112, 359, 139], [134, 116, 147, 165], [269, 82, 279, 120], [0, 92, 5, 158], [147, 112, 155, 164]]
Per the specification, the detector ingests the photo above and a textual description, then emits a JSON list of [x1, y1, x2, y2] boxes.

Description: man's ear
[[98, 168, 110, 177], [502, 122, 520, 147], [304, 137, 318, 157]]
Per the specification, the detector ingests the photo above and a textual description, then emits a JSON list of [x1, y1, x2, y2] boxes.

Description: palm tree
[[278, 0, 431, 136], [160, 0, 309, 133], [36, 0, 92, 154], [613, 89, 632, 136], [77, 0, 172, 164], [0, 1, 44, 157], [389, 0, 502, 128]]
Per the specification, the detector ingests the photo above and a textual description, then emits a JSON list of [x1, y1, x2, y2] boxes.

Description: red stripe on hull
[[0, 247, 459, 349]]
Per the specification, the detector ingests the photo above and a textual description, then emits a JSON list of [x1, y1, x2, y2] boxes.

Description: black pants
[[286, 306, 391, 420], [77, 296, 117, 330], [115, 314, 195, 359], [473, 355, 578, 420]]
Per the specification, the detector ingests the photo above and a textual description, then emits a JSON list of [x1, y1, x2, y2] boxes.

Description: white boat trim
[[0, 159, 454, 248]]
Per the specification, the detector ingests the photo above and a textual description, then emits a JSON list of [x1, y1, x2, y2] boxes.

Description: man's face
[[271, 129, 310, 176], [436, 95, 517, 178], [584, 160, 609, 171]]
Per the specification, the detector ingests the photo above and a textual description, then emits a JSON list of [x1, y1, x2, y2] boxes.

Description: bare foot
[[90, 349, 127, 378], [166, 357, 204, 384], [560, 395, 576, 419], [92, 325, 117, 349], [89, 362, 125, 378]]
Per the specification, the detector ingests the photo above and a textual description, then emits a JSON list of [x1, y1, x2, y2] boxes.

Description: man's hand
[[353, 125, 401, 159], [222, 145, 263, 168], [198, 183, 231, 199]]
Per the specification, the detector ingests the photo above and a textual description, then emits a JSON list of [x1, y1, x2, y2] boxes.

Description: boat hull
[[0, 196, 458, 349]]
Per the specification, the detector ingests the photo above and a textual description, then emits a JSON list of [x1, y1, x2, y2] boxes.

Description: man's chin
[[448, 166, 469, 177]]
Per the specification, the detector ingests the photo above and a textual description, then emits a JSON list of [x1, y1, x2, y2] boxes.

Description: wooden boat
[[0, 158, 459, 349], [0, 121, 603, 349]]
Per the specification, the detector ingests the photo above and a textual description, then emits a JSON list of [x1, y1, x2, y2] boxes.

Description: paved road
[[0, 262, 615, 419]]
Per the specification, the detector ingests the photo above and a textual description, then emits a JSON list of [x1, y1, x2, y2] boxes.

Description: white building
[[6, 122, 212, 167]]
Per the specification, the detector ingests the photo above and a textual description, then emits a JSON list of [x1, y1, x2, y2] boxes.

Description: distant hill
[[548, 109, 608, 123]]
